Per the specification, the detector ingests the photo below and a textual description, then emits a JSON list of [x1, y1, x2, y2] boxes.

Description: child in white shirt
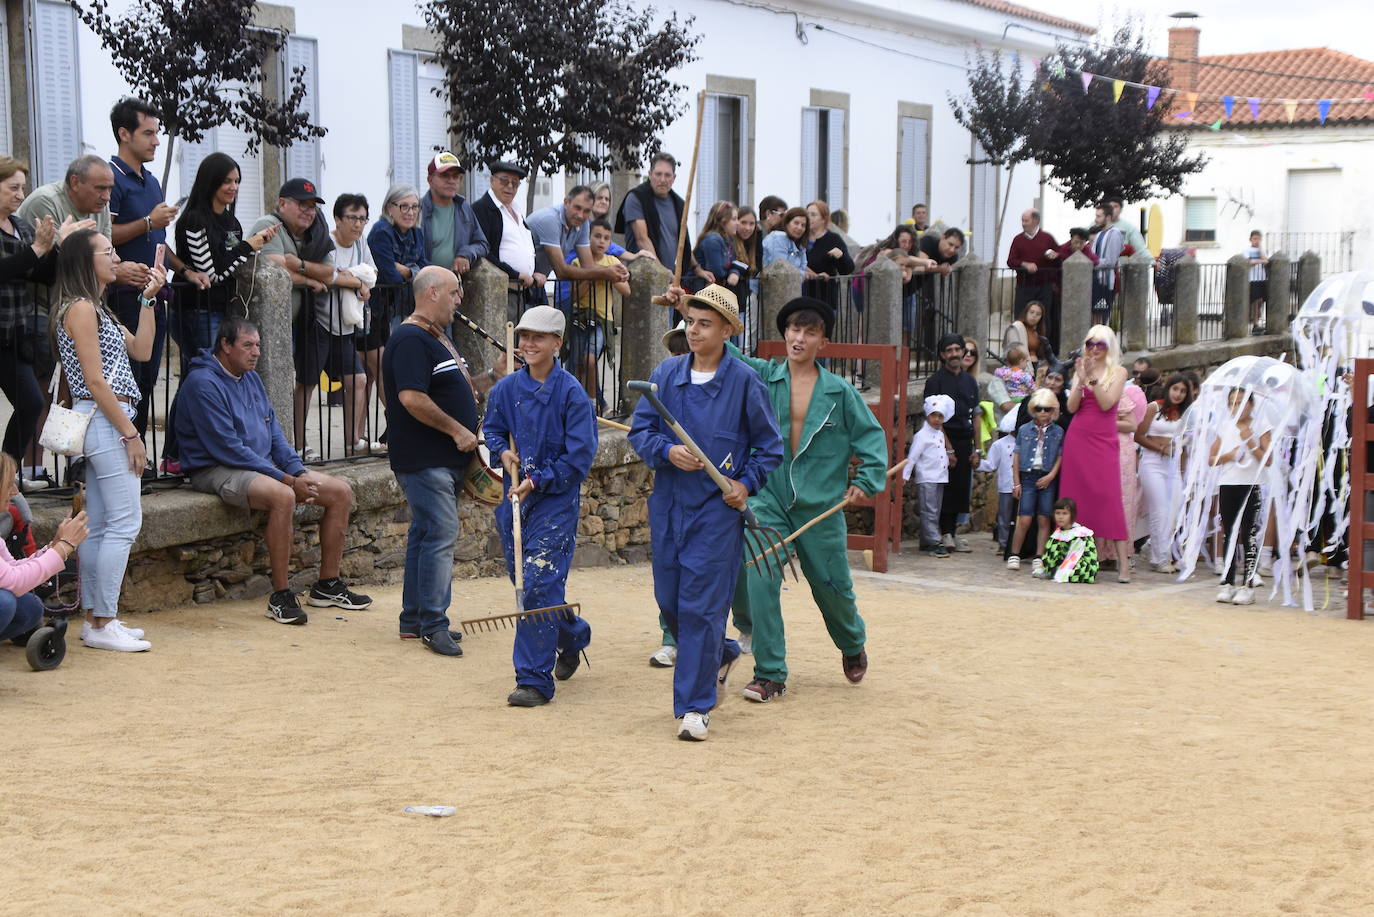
[[904, 394, 956, 557], [978, 412, 1018, 555]]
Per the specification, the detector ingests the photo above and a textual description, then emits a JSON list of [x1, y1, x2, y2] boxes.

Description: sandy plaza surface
[[4, 549, 1374, 916]]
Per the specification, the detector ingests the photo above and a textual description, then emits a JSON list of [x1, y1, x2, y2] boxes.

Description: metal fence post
[[1059, 251, 1094, 354], [1265, 251, 1291, 332], [621, 257, 673, 409], [1224, 254, 1251, 340], [758, 260, 803, 342], [1120, 250, 1153, 352], [1173, 255, 1200, 347]]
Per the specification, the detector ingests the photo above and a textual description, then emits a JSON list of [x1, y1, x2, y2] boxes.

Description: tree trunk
[[525, 167, 538, 214], [160, 132, 178, 191], [992, 160, 1016, 266]]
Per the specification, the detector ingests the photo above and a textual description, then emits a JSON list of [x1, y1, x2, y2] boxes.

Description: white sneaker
[[1151, 562, 1178, 574], [82, 621, 151, 652], [1215, 584, 1236, 603], [737, 632, 753, 655], [1031, 557, 1044, 576], [1006, 556, 1020, 570], [953, 535, 972, 553], [942, 533, 956, 550], [1231, 586, 1255, 605], [80, 619, 146, 641], [677, 711, 709, 741], [649, 645, 677, 667]]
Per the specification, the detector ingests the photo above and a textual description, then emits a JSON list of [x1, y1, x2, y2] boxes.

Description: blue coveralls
[[629, 352, 783, 718], [484, 365, 598, 700]]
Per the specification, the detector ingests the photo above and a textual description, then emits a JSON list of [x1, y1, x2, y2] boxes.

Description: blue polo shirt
[[527, 204, 589, 258], [109, 155, 166, 266]]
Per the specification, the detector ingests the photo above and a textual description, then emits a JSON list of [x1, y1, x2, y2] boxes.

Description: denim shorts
[[1017, 477, 1057, 517]]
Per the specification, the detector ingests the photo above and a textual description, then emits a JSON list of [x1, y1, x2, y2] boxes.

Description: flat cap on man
[[489, 160, 528, 179]]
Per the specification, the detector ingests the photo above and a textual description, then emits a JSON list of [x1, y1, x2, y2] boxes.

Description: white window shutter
[[800, 108, 819, 206], [282, 35, 319, 184], [970, 141, 997, 259], [696, 93, 719, 229], [31, 0, 82, 186], [826, 108, 845, 209], [737, 94, 750, 207], [179, 130, 216, 201], [416, 57, 450, 166], [388, 50, 419, 188], [900, 116, 929, 217], [217, 118, 264, 228]]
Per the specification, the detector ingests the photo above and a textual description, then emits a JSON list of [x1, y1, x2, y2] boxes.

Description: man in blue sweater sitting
[[174, 317, 371, 625]]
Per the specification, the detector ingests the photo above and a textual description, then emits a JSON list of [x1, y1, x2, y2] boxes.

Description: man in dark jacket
[[614, 152, 711, 287], [174, 317, 370, 626], [470, 160, 547, 313], [922, 333, 982, 552]]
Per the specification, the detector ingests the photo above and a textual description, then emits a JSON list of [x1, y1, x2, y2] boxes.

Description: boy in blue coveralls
[[484, 305, 599, 707], [727, 297, 889, 703], [630, 285, 783, 741]]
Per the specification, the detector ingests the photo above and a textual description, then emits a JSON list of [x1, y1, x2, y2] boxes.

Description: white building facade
[[4, 0, 1090, 260]]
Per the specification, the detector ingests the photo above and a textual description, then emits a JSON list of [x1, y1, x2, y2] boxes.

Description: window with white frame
[[389, 50, 451, 190], [696, 93, 749, 227], [28, 0, 83, 186], [801, 106, 845, 208], [1184, 196, 1217, 242], [969, 140, 997, 258], [898, 114, 929, 222], [280, 35, 320, 184], [179, 106, 267, 230]]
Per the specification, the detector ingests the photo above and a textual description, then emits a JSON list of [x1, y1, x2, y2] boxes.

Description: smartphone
[[72, 483, 85, 515], [174, 196, 188, 210], [154, 243, 166, 272]]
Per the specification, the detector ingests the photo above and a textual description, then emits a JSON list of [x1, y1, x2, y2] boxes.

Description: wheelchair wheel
[[25, 626, 65, 671]]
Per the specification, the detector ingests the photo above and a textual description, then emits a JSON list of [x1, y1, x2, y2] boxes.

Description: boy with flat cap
[[484, 305, 598, 707], [629, 285, 782, 740], [727, 297, 888, 703]]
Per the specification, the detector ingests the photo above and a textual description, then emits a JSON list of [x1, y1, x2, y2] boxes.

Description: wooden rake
[[628, 380, 797, 581]]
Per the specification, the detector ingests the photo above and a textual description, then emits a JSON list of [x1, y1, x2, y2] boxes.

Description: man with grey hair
[[383, 265, 506, 656], [1006, 207, 1059, 338]]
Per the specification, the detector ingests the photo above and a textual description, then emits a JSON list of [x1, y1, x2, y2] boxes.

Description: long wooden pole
[[651, 90, 707, 307]]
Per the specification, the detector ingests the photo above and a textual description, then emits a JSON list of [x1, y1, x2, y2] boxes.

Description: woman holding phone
[[55, 228, 166, 651]]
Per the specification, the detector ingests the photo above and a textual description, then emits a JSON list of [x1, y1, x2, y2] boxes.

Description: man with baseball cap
[[484, 305, 597, 706], [470, 160, 546, 314], [421, 151, 488, 280], [923, 332, 982, 552], [628, 284, 783, 740], [726, 297, 888, 703]]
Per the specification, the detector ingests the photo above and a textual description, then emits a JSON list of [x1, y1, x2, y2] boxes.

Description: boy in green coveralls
[[728, 297, 889, 702]]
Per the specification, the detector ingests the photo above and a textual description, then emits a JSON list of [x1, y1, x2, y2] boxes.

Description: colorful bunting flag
[[1317, 99, 1331, 123], [1222, 96, 1234, 119], [1146, 86, 1161, 110], [1209, 120, 1222, 131], [1112, 79, 1124, 103], [1283, 99, 1298, 122], [1248, 97, 1260, 120], [1081, 72, 1093, 92], [1364, 89, 1374, 100]]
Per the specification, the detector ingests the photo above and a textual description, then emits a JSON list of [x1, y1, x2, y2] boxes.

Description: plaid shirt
[[0, 214, 44, 332]]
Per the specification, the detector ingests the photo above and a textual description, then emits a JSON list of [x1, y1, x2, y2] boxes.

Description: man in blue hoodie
[[174, 317, 371, 625]]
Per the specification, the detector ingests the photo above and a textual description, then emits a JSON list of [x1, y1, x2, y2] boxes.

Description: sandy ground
[[4, 545, 1374, 916]]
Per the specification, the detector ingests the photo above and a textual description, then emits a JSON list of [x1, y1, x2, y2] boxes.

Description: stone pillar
[[954, 255, 989, 347], [621, 257, 673, 409], [1265, 251, 1291, 334], [1173, 255, 1200, 347], [235, 258, 294, 428], [1059, 251, 1094, 356], [1120, 250, 1153, 352], [1224, 253, 1251, 340], [758, 260, 802, 343], [864, 257, 902, 381], [1297, 251, 1322, 306], [458, 260, 509, 376]]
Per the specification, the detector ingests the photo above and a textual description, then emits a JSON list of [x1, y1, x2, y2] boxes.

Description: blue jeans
[[77, 401, 143, 620], [170, 308, 220, 378], [0, 588, 43, 641], [395, 466, 463, 636]]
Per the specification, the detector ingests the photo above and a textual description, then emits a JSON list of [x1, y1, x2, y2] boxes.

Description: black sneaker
[[507, 685, 549, 707], [420, 630, 463, 656], [399, 628, 463, 642], [554, 650, 582, 681], [931, 544, 950, 558], [266, 590, 308, 625], [308, 578, 373, 610]]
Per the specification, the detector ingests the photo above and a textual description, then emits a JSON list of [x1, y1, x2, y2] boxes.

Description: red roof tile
[[954, 0, 1094, 35], [1168, 48, 1374, 127]]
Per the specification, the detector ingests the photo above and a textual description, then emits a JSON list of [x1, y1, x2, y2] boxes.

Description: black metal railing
[[903, 270, 959, 380], [1197, 263, 1227, 342]]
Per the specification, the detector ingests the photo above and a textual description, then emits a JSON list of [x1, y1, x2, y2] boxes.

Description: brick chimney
[[1168, 26, 1200, 92]]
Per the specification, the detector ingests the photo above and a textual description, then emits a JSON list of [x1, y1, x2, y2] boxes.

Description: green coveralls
[[728, 346, 888, 685]]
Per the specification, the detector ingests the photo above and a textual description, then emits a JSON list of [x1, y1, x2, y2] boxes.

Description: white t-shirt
[[1247, 246, 1266, 283], [977, 434, 1016, 493], [904, 423, 949, 484], [1215, 425, 1267, 486], [690, 369, 716, 385], [323, 237, 376, 335], [490, 189, 536, 277]]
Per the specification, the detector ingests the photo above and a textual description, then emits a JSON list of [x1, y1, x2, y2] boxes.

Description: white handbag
[[38, 362, 95, 457]]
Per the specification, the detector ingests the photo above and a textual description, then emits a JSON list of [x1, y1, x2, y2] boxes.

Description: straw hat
[[661, 319, 687, 352], [681, 284, 743, 334]]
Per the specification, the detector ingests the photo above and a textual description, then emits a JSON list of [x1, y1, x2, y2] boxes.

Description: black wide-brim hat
[[776, 296, 835, 339]]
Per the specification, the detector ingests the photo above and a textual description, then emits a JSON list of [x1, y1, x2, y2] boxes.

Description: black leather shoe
[[507, 685, 549, 706], [553, 650, 581, 681], [421, 630, 463, 656]]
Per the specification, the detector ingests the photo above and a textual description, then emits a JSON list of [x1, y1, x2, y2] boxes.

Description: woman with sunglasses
[[1059, 325, 1132, 582], [55, 229, 166, 650]]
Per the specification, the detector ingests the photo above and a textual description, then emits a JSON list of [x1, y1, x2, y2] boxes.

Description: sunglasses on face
[[1083, 340, 1108, 352], [1033, 406, 1054, 413]]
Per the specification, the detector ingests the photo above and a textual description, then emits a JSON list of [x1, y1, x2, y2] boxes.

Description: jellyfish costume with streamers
[[1292, 271, 1374, 572], [1172, 356, 1321, 608]]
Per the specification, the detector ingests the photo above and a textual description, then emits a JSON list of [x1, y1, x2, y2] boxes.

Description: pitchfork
[[628, 380, 797, 581]]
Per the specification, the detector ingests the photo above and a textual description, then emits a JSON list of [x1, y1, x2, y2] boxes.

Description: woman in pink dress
[[1117, 382, 1148, 552], [1059, 325, 1132, 581]]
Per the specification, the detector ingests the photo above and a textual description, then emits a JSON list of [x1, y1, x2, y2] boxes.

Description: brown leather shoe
[[842, 650, 868, 684]]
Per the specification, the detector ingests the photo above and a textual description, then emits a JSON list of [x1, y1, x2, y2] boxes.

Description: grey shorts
[[189, 465, 266, 508]]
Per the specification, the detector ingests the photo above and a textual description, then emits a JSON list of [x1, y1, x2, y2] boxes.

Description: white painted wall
[[70, 0, 1082, 258], [1041, 125, 1374, 269]]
